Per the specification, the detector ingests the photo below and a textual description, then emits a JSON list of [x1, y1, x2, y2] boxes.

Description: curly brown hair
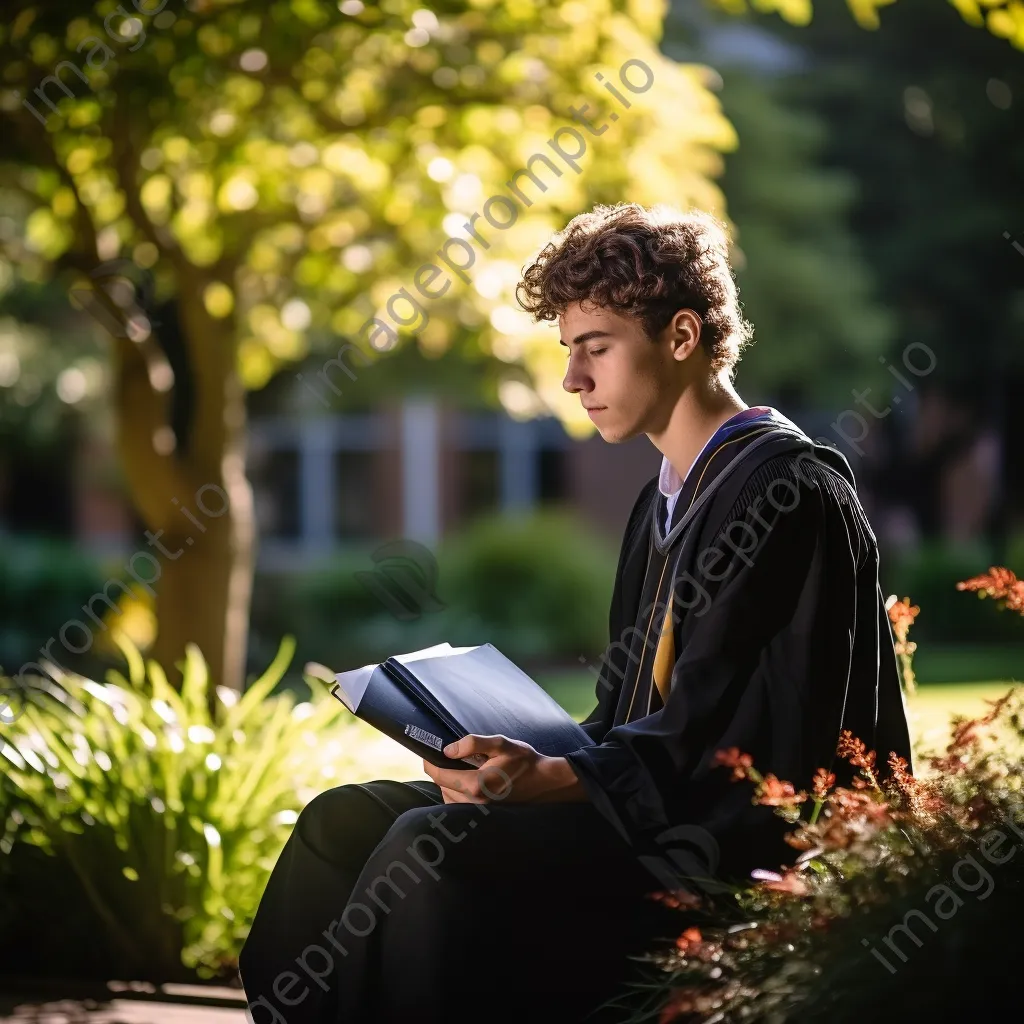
[[515, 202, 754, 375]]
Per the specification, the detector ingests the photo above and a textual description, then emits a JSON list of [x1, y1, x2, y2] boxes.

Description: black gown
[[565, 407, 914, 887], [238, 408, 914, 1023]]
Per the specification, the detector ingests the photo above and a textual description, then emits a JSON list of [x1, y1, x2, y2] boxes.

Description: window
[[537, 447, 568, 504], [250, 448, 301, 540], [334, 450, 375, 540], [461, 449, 500, 520]]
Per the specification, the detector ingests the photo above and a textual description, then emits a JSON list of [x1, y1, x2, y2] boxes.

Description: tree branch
[[112, 331, 197, 533], [217, 208, 299, 270], [110, 94, 179, 255], [5, 107, 101, 265]]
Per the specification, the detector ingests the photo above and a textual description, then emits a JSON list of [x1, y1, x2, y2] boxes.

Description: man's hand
[[422, 734, 590, 805]]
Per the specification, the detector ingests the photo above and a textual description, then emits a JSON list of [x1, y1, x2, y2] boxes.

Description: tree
[[710, 69, 894, 408], [774, 0, 1024, 542], [0, 278, 108, 451], [0, 0, 736, 690], [709, 0, 1024, 50], [655, 3, 895, 410]]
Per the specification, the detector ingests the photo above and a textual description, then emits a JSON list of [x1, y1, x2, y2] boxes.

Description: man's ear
[[666, 308, 703, 362]]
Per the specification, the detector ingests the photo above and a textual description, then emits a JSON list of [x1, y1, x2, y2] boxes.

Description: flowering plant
[[622, 570, 1024, 1024]]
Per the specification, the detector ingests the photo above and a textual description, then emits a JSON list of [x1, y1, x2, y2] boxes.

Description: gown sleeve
[[563, 457, 868, 881]]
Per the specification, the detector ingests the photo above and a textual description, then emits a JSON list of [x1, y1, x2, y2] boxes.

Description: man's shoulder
[[726, 435, 859, 506], [714, 445, 876, 562]]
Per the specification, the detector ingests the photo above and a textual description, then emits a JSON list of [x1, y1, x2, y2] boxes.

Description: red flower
[[659, 985, 721, 1023], [812, 767, 836, 801], [836, 731, 875, 768], [957, 566, 1024, 616], [765, 874, 810, 896], [943, 690, 1014, 758], [675, 925, 703, 952], [714, 747, 754, 780], [647, 888, 703, 911], [820, 819, 853, 849], [886, 595, 920, 641], [785, 829, 816, 851], [755, 773, 807, 808], [837, 730, 879, 789], [660, 991, 697, 1023], [832, 787, 893, 826]]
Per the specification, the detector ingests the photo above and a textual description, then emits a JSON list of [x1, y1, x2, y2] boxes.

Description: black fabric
[[569, 413, 914, 887], [238, 779, 679, 1024]]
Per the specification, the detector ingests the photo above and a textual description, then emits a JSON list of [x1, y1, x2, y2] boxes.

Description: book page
[[335, 644, 467, 712]]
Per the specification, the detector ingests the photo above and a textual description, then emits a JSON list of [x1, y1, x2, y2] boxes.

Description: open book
[[323, 642, 593, 771]]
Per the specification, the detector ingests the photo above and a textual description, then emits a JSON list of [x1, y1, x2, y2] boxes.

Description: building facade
[[248, 398, 661, 571]]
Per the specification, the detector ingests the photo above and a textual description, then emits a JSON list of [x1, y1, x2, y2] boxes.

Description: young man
[[239, 203, 913, 1023]]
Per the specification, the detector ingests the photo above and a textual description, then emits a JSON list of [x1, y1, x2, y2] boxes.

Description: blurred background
[[0, 0, 1022, 1005]]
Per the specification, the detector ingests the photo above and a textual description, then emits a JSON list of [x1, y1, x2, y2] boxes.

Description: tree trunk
[[148, 458, 255, 696], [113, 265, 255, 692]]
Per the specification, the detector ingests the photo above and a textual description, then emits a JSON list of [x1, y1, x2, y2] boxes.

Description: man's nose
[[563, 363, 590, 395]]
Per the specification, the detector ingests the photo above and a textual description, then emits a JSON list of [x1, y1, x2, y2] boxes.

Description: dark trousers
[[238, 779, 679, 1024]]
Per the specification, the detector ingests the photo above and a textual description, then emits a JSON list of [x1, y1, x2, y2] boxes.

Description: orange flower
[[812, 767, 836, 801], [885, 595, 920, 641], [647, 888, 703, 911], [820, 819, 853, 849], [714, 746, 754, 780], [837, 730, 879, 790], [832, 787, 893, 825], [886, 751, 944, 814], [957, 566, 1024, 616], [754, 867, 810, 896], [660, 991, 697, 1023], [785, 829, 816, 851], [836, 731, 874, 767], [944, 690, 1014, 757], [659, 986, 720, 1023], [674, 926, 707, 956], [763, 872, 810, 896], [755, 773, 807, 807]]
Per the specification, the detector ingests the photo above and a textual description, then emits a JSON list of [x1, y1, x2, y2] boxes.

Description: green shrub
[[0, 634, 382, 981], [882, 540, 1024, 644], [0, 534, 107, 678], [259, 511, 618, 680], [629, 568, 1024, 1024], [435, 510, 618, 663], [251, 546, 403, 683]]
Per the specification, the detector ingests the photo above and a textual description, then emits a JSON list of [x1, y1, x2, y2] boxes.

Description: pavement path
[[0, 1000, 247, 1023], [0, 987, 250, 1024]]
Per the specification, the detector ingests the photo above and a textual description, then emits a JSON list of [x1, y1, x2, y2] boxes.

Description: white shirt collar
[[658, 445, 707, 499], [657, 408, 769, 498], [656, 408, 776, 534], [658, 455, 683, 498]]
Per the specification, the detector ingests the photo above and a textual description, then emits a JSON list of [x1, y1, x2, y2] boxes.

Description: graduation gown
[[564, 407, 914, 887], [239, 408, 914, 1023]]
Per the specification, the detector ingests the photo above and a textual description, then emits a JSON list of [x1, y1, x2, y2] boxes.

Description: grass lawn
[[536, 671, 1021, 756], [903, 681, 1019, 754]]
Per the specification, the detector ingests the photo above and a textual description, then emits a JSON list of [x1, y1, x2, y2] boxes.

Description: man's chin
[[594, 417, 638, 443]]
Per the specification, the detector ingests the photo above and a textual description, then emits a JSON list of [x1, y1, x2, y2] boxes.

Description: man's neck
[[647, 378, 748, 487]]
